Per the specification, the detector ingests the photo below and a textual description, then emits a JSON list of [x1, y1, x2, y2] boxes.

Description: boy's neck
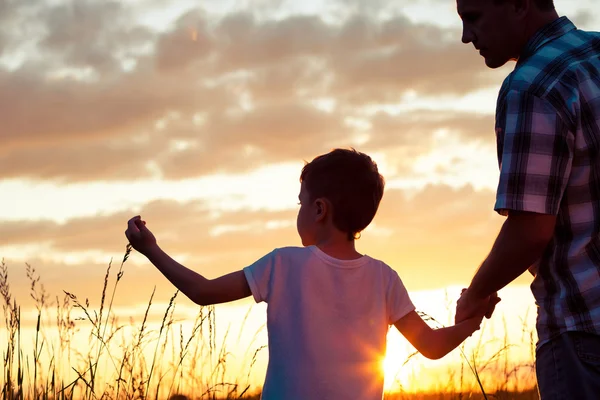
[[314, 237, 363, 260]]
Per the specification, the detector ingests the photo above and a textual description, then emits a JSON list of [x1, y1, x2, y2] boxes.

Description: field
[[1, 245, 539, 400]]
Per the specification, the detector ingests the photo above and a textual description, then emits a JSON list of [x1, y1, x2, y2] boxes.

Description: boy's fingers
[[125, 230, 138, 247], [127, 216, 142, 233], [135, 218, 149, 231]]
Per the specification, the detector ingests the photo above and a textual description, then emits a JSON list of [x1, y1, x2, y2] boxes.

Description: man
[[454, 0, 600, 398]]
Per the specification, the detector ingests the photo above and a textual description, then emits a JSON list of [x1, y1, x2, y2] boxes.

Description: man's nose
[[461, 25, 474, 44]]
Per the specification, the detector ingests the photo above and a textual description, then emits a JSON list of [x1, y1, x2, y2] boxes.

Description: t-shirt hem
[[389, 304, 417, 325], [243, 267, 263, 303]]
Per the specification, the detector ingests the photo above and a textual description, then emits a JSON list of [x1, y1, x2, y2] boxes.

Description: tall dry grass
[[384, 312, 539, 400], [1, 245, 538, 399], [1, 245, 264, 400]]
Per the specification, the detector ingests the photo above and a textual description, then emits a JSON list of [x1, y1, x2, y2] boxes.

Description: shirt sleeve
[[387, 270, 416, 325], [495, 90, 573, 216], [243, 249, 278, 303]]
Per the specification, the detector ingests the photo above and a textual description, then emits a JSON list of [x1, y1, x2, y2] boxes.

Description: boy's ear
[[314, 198, 328, 222]]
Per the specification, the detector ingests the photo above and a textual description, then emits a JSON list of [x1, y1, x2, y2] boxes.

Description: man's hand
[[484, 291, 501, 319], [455, 289, 501, 323], [125, 215, 157, 255]]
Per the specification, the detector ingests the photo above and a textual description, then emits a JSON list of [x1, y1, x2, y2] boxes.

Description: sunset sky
[[2, 0, 599, 394]]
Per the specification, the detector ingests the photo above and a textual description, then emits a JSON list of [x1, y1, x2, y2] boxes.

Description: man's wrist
[[464, 286, 488, 302]]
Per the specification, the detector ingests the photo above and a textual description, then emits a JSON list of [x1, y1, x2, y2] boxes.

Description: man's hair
[[494, 0, 555, 12], [300, 148, 385, 240]]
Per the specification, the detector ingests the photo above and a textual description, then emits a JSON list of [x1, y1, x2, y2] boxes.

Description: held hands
[[125, 215, 157, 255], [455, 288, 501, 324]]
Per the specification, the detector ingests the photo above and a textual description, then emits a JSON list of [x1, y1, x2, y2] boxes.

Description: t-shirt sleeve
[[387, 270, 416, 325], [495, 90, 573, 216], [243, 249, 278, 303]]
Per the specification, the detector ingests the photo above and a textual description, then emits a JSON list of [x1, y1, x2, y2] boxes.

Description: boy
[[125, 148, 493, 400]]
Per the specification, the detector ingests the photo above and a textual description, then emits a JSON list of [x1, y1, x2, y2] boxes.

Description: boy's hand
[[125, 215, 157, 255], [455, 289, 501, 323], [465, 314, 484, 336]]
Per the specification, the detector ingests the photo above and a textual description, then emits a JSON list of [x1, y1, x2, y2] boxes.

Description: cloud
[[367, 109, 494, 146], [0, 198, 298, 255], [0, 136, 160, 181], [154, 9, 214, 72], [157, 102, 352, 178], [0, 105, 497, 183], [0, 2, 506, 182], [362, 185, 507, 288], [0, 66, 234, 153], [0, 0, 41, 58], [330, 16, 496, 97], [571, 8, 598, 30], [40, 1, 154, 74], [209, 13, 497, 97], [214, 13, 333, 71], [1, 184, 507, 292]]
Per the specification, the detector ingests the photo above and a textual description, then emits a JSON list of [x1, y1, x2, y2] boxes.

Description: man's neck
[[514, 10, 560, 62], [524, 10, 560, 41]]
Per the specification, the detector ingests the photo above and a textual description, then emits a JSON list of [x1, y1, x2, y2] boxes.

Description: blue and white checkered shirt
[[494, 17, 600, 347]]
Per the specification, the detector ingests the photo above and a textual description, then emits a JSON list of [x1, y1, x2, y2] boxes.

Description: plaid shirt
[[495, 17, 600, 347]]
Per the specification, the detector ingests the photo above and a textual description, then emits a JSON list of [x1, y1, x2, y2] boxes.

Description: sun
[[382, 330, 415, 392]]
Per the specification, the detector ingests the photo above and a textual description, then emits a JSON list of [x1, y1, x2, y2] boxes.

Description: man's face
[[457, 0, 522, 68]]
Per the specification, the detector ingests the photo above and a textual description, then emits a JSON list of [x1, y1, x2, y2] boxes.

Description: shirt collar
[[518, 16, 577, 65]]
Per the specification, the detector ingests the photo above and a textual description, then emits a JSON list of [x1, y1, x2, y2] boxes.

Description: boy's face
[[296, 182, 317, 246]]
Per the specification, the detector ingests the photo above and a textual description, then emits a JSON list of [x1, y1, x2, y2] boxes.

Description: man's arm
[[456, 90, 568, 321], [145, 246, 251, 306], [479, 90, 567, 297], [464, 211, 555, 301]]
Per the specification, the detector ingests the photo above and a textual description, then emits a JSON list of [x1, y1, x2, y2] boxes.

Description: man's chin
[[484, 56, 508, 69]]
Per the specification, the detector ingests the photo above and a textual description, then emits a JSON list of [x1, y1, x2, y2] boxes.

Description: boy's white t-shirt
[[243, 246, 415, 400]]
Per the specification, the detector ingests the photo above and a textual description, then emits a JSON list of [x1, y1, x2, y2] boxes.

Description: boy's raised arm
[[125, 216, 251, 306], [393, 310, 482, 360]]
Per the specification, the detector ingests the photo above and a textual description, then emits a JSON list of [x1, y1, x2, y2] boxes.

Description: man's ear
[[314, 198, 328, 222], [513, 0, 531, 18]]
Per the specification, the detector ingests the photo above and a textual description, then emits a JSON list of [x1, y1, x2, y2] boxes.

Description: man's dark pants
[[536, 331, 600, 399]]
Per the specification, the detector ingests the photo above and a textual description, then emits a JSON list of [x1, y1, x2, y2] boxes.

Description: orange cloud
[[1, 184, 508, 293], [40, 1, 154, 73], [154, 9, 214, 72], [1, 2, 508, 182], [0, 68, 233, 153]]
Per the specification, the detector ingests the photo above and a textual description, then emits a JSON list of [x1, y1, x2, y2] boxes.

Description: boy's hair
[[300, 148, 385, 240], [493, 0, 554, 11]]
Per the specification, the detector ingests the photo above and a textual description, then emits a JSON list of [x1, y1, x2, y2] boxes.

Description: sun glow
[[383, 329, 415, 392]]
